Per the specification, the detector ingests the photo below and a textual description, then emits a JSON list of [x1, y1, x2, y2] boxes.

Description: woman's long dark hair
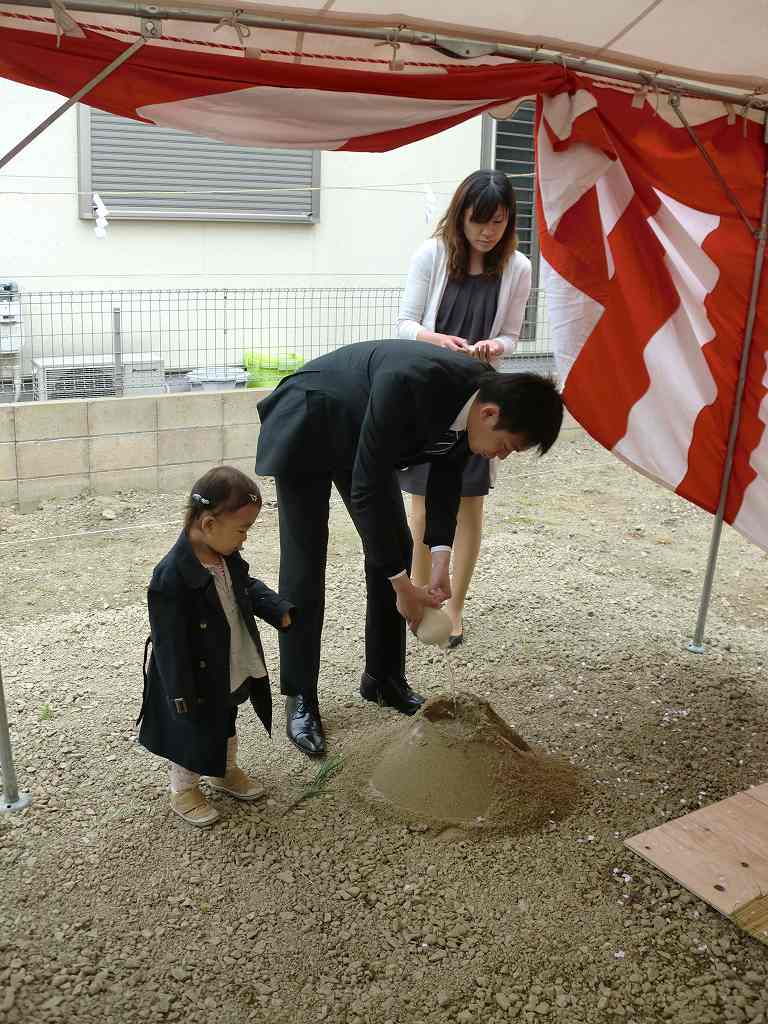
[[434, 169, 518, 278]]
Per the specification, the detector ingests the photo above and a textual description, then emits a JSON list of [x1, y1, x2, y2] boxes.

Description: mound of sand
[[341, 691, 582, 834]]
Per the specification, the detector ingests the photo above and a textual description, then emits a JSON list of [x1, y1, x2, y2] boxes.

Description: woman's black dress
[[399, 272, 501, 497]]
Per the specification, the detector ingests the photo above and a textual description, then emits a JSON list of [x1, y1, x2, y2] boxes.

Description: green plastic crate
[[243, 352, 304, 389]]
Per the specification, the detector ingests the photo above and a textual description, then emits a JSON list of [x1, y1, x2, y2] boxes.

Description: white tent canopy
[[1, 0, 767, 101], [173, 0, 767, 88]]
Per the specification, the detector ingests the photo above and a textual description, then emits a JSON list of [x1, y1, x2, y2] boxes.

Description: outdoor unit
[[32, 354, 165, 401], [0, 280, 23, 401]]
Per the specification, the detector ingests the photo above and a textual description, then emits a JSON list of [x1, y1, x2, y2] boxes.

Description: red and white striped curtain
[[536, 84, 767, 550], [0, 21, 566, 150]]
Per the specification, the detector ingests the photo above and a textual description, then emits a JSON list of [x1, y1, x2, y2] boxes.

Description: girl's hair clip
[[192, 493, 211, 506], [249, 493, 260, 503]]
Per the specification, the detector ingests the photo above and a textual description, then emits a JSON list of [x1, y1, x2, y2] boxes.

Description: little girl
[[138, 465, 294, 827]]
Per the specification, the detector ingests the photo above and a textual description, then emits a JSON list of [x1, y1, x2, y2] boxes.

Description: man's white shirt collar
[[451, 390, 479, 432]]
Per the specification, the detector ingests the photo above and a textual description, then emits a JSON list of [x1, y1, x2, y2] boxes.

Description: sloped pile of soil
[[342, 691, 583, 834]]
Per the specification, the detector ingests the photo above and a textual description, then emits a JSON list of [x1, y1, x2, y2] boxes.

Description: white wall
[[1, 79, 483, 291]]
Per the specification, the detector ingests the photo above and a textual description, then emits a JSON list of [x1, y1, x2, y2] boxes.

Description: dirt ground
[[2, 424, 768, 1024]]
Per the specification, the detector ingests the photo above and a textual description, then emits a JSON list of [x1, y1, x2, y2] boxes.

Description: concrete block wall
[[0, 389, 270, 510]]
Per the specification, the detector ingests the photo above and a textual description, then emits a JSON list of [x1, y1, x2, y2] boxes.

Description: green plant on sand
[[284, 753, 344, 814]]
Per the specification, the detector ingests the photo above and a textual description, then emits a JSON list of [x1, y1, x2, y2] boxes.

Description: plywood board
[[626, 784, 768, 945]]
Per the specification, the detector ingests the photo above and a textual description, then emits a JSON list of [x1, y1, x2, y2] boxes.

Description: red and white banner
[[536, 83, 768, 550], [0, 20, 570, 151]]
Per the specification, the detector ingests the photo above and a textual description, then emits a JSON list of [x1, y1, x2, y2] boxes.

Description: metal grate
[[494, 100, 543, 354], [80, 109, 319, 222], [494, 101, 537, 261], [1, 286, 553, 401]]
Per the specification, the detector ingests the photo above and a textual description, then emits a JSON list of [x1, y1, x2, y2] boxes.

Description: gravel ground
[[2, 424, 768, 1024]]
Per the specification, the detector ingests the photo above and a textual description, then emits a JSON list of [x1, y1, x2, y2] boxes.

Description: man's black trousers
[[274, 469, 413, 703]]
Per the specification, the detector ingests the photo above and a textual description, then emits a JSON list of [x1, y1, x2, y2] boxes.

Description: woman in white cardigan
[[397, 169, 532, 647]]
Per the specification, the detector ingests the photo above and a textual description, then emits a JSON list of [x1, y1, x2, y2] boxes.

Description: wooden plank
[[733, 896, 768, 942], [626, 788, 768, 945], [745, 783, 768, 811]]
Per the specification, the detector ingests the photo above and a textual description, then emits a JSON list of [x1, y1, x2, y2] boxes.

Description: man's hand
[[471, 339, 505, 363], [391, 574, 441, 632], [280, 611, 292, 629], [428, 549, 451, 605]]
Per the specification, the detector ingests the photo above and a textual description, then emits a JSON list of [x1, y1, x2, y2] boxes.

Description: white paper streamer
[[92, 192, 109, 239], [423, 184, 438, 225]]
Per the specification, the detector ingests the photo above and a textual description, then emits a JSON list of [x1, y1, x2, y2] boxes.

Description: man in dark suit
[[255, 340, 563, 756]]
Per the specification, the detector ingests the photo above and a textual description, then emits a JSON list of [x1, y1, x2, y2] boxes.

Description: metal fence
[[0, 286, 553, 401]]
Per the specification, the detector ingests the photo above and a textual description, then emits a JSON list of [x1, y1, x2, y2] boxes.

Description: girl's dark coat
[[138, 531, 293, 777]]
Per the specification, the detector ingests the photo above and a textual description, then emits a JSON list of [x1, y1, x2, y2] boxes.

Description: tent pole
[[0, 658, 30, 813], [0, 31, 149, 810], [688, 114, 768, 654], [0, 34, 146, 172]]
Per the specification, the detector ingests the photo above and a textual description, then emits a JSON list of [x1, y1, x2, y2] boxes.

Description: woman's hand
[[428, 549, 451, 605], [472, 339, 505, 363], [417, 330, 471, 353], [436, 334, 471, 352]]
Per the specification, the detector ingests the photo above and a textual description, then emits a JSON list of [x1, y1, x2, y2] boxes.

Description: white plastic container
[[416, 607, 453, 648], [186, 366, 248, 392], [165, 375, 191, 393]]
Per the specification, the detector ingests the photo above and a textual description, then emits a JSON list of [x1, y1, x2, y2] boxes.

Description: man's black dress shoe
[[285, 695, 326, 756], [359, 671, 425, 716]]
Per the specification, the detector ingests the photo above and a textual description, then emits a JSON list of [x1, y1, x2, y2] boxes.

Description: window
[[483, 100, 538, 268], [77, 107, 320, 223], [483, 102, 552, 369]]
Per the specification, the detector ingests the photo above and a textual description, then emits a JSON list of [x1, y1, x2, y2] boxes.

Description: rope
[[0, 175, 536, 200], [212, 8, 250, 48], [374, 27, 406, 72], [0, 507, 276, 551], [47, 0, 85, 44], [0, 518, 177, 550], [0, 11, 491, 68]]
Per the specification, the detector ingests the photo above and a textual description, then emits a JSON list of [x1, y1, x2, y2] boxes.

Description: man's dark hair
[[477, 370, 563, 454]]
